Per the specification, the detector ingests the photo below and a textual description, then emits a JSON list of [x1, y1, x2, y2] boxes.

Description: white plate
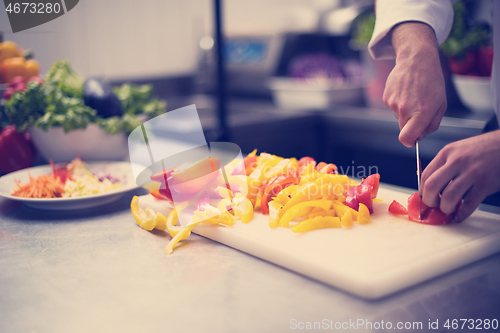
[[0, 162, 144, 210]]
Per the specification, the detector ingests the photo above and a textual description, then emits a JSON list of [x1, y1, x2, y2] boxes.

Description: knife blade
[[416, 140, 422, 220]]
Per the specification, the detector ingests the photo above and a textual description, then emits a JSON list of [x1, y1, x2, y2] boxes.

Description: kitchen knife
[[416, 140, 422, 219]]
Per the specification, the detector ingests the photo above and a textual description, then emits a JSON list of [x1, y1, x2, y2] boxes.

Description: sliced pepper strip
[[308, 208, 336, 219], [279, 199, 333, 227], [341, 210, 353, 227], [279, 178, 330, 220], [332, 200, 358, 221], [358, 203, 371, 224], [268, 200, 283, 228], [291, 216, 342, 233], [131, 196, 157, 231], [165, 218, 204, 255]]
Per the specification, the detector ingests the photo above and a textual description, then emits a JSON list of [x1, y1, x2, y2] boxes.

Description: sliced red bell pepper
[[345, 174, 380, 213], [315, 162, 337, 174], [298, 157, 316, 175], [407, 192, 461, 225], [0, 125, 35, 174]]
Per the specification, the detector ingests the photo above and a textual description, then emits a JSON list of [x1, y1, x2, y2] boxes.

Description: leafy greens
[[2, 60, 166, 134]]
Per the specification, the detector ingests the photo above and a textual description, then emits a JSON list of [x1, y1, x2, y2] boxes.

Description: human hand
[[421, 130, 500, 223], [384, 22, 447, 147]]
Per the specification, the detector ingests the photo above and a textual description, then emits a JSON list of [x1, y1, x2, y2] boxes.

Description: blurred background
[[0, 0, 497, 204]]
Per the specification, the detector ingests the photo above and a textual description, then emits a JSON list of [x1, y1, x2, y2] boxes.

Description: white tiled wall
[[0, 0, 339, 80]]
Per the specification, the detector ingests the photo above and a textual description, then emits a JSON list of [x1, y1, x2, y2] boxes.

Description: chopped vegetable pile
[[131, 150, 382, 254], [1, 60, 166, 134], [11, 158, 124, 198]]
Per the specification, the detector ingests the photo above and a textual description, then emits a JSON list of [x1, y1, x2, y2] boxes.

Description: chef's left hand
[[421, 130, 500, 223]]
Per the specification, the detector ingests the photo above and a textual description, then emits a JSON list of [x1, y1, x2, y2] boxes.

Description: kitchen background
[[1, 0, 498, 205]]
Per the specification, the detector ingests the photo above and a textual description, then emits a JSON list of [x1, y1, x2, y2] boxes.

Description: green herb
[[352, 13, 375, 49], [440, 1, 491, 58], [4, 81, 47, 132]]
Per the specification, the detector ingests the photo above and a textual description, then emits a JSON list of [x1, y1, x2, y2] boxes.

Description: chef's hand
[[384, 22, 447, 147], [421, 130, 500, 223]]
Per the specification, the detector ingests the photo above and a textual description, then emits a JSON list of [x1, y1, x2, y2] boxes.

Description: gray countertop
[[1, 97, 499, 332], [1, 185, 500, 333]]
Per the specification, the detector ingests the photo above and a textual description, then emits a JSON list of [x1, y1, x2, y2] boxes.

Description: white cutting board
[[139, 187, 500, 299]]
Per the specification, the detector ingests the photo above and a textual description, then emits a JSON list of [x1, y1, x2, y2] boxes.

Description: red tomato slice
[[363, 173, 380, 199], [345, 173, 380, 213], [388, 200, 408, 215], [407, 192, 461, 225]]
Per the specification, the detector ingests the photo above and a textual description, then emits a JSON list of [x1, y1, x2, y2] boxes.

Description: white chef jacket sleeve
[[368, 0, 455, 60]]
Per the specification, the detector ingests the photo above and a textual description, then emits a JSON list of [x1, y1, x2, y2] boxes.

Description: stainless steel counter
[[1, 97, 499, 332], [1, 187, 500, 333]]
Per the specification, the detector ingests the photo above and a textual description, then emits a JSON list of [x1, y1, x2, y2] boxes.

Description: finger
[[399, 114, 431, 147], [421, 105, 445, 138], [421, 152, 448, 193], [422, 162, 461, 208], [439, 174, 472, 214], [453, 185, 486, 223]]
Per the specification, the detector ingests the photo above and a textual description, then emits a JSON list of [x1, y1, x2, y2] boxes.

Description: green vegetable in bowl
[[1, 60, 166, 134], [83, 77, 123, 118]]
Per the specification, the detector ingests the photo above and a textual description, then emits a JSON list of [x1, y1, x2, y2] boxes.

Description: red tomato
[[345, 174, 380, 213], [388, 200, 408, 215], [477, 46, 493, 77], [407, 192, 461, 225], [448, 50, 477, 75]]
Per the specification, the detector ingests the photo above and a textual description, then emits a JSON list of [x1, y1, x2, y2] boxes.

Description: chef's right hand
[[384, 22, 448, 147]]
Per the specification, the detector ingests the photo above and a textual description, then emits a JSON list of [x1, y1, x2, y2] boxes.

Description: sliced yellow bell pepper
[[218, 195, 254, 224], [332, 200, 358, 221], [289, 157, 299, 174], [291, 216, 342, 233], [358, 203, 371, 224], [262, 158, 291, 181], [165, 203, 237, 254], [341, 209, 353, 227], [165, 218, 204, 255], [233, 196, 254, 224], [194, 205, 236, 226], [131, 196, 157, 231], [299, 169, 322, 185], [228, 175, 260, 205], [279, 199, 333, 227], [279, 178, 329, 220], [250, 155, 281, 181], [216, 186, 233, 199], [308, 208, 336, 219], [165, 202, 189, 237], [273, 191, 290, 206], [154, 213, 168, 231], [322, 174, 351, 197], [268, 200, 283, 228]]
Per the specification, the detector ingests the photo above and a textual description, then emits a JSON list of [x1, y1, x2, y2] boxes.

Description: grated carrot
[[12, 172, 65, 198]]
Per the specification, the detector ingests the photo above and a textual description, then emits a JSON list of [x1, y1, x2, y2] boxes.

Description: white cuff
[[368, 0, 454, 60]]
